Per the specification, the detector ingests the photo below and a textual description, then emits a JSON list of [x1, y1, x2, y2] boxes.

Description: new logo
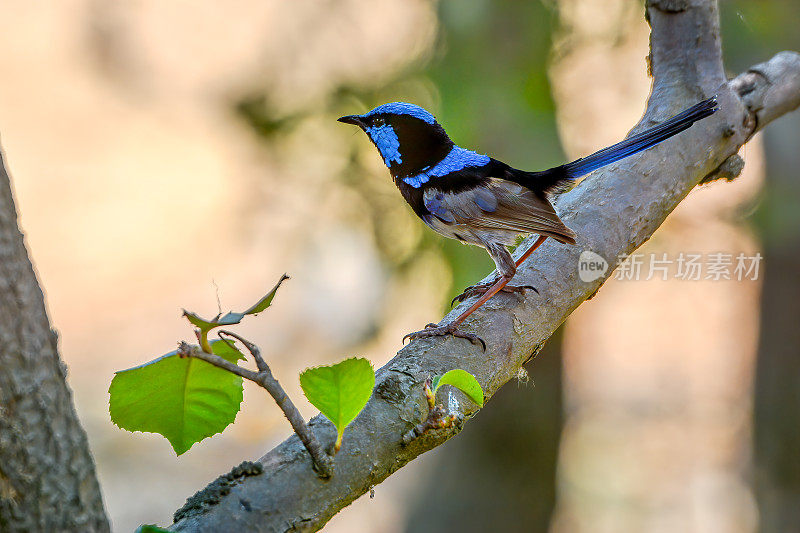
[[578, 250, 609, 282]]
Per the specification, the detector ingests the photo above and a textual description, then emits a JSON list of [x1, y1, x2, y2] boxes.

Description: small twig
[[402, 379, 461, 445], [212, 278, 222, 317], [219, 330, 268, 373], [178, 341, 334, 478]]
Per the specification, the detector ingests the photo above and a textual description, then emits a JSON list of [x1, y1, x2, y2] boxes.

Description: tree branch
[[645, 0, 726, 104], [178, 340, 334, 479], [171, 3, 800, 531], [730, 51, 800, 138]]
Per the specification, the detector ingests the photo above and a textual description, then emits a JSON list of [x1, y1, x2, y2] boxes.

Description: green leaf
[[431, 369, 484, 407], [217, 311, 245, 325], [211, 338, 247, 362], [182, 310, 218, 332], [109, 340, 245, 455], [243, 273, 289, 315], [135, 525, 170, 533], [299, 357, 374, 453], [182, 274, 289, 333]]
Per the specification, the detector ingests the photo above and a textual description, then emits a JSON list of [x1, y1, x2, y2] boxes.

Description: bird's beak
[[337, 115, 364, 127]]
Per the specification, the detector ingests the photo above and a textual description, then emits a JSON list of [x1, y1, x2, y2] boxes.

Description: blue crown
[[362, 102, 436, 124]]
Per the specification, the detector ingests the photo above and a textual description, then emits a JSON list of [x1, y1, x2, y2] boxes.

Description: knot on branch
[[699, 154, 746, 185], [730, 70, 767, 137], [173, 461, 263, 523], [728, 51, 800, 138], [401, 378, 465, 445], [375, 371, 414, 407], [646, 0, 689, 14], [401, 405, 462, 445]]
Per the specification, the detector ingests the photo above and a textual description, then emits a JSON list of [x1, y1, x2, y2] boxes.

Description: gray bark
[[170, 1, 800, 531], [0, 145, 110, 531]]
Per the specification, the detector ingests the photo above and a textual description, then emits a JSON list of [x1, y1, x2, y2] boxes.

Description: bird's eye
[[373, 117, 385, 126]]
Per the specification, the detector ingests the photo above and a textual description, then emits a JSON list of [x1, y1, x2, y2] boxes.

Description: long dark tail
[[518, 96, 718, 195]]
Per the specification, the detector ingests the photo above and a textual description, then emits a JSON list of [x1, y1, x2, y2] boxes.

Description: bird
[[338, 96, 718, 349]]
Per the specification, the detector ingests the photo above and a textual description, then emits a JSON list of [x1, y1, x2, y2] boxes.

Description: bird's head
[[338, 102, 454, 178]]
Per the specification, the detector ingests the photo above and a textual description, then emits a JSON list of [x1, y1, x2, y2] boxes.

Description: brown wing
[[423, 178, 576, 245]]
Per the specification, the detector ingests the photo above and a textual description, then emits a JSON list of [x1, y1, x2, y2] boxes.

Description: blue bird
[[339, 97, 718, 349]]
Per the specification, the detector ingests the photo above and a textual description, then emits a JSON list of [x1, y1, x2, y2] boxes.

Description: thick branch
[[171, 10, 800, 533], [730, 51, 800, 137], [644, 0, 726, 113]]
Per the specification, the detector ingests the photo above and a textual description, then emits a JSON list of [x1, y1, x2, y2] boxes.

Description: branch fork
[[178, 332, 334, 479]]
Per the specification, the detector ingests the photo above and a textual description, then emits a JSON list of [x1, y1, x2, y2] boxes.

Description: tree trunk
[[0, 144, 110, 532]]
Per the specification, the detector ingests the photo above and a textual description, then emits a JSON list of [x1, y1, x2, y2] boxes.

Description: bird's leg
[[451, 281, 537, 306], [451, 236, 548, 305], [513, 235, 548, 266], [404, 236, 549, 350], [404, 273, 516, 351]]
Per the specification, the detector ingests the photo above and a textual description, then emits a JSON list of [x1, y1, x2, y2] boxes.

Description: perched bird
[[339, 97, 717, 348]]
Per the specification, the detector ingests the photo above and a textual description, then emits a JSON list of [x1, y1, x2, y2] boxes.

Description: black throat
[[386, 115, 454, 180]]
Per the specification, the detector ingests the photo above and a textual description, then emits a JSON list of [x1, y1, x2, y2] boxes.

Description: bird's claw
[[451, 283, 538, 307], [402, 323, 438, 344], [402, 322, 486, 351], [451, 281, 494, 307]]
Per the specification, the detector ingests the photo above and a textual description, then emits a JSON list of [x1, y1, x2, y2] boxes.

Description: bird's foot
[[451, 282, 538, 306], [402, 322, 486, 351]]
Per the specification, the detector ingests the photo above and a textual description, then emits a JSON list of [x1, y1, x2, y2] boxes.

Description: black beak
[[337, 115, 364, 127]]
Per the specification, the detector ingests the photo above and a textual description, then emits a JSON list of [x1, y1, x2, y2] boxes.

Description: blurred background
[[0, 0, 798, 531]]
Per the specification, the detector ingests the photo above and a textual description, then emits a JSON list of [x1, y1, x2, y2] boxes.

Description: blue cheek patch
[[366, 124, 402, 167], [402, 146, 490, 188]]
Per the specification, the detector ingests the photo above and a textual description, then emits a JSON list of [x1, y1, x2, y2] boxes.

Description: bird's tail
[[518, 96, 718, 195]]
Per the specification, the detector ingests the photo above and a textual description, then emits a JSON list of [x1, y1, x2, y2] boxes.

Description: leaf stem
[[198, 330, 213, 355], [423, 378, 435, 410], [178, 340, 334, 479], [333, 433, 343, 455]]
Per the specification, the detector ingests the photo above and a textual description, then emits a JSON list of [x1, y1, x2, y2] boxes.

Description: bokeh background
[[1, 0, 799, 531]]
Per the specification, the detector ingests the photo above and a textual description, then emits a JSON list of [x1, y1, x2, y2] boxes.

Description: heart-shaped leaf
[[432, 369, 484, 407], [109, 339, 245, 455], [300, 357, 374, 453]]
